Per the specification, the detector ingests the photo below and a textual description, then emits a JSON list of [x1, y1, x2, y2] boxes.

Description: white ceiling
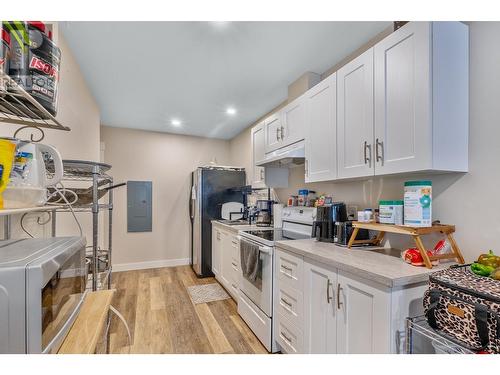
[[60, 21, 391, 140]]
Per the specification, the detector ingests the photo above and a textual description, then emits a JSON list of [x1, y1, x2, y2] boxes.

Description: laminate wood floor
[[108, 266, 268, 354]]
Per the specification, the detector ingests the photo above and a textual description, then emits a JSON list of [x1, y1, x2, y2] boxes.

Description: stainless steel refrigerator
[[190, 166, 246, 277]]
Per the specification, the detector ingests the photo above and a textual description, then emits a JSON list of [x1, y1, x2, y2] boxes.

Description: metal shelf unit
[[0, 71, 70, 132], [54, 160, 114, 292], [406, 316, 474, 354]]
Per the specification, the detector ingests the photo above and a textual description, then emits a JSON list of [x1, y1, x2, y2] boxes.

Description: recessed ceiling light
[[211, 21, 230, 30], [171, 119, 182, 127], [226, 107, 237, 115]]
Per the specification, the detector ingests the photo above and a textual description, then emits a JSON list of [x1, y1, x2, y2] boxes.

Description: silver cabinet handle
[[231, 283, 237, 289], [364, 141, 372, 166], [276, 127, 281, 141], [231, 261, 238, 268], [280, 125, 285, 140], [337, 283, 343, 310], [281, 265, 292, 271], [260, 168, 264, 180], [376, 138, 384, 164], [326, 278, 333, 304], [280, 297, 292, 307], [281, 331, 292, 343]]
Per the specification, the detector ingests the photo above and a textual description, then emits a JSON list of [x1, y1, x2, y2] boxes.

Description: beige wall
[[0, 32, 101, 240], [101, 126, 231, 269], [229, 22, 499, 263]]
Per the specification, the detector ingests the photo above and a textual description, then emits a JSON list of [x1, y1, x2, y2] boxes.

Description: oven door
[[238, 236, 273, 317], [26, 237, 87, 354]]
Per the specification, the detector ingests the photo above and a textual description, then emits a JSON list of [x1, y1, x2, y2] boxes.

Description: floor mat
[[187, 283, 231, 304]]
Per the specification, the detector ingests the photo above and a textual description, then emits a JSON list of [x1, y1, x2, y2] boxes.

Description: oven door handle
[[258, 246, 273, 255]]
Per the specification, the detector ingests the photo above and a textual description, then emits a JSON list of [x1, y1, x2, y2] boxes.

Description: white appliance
[[255, 140, 305, 168], [238, 206, 316, 352], [2, 139, 64, 208], [0, 237, 87, 353], [221, 201, 244, 221]]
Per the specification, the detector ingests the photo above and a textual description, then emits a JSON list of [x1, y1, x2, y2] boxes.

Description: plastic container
[[26, 21, 61, 116], [0, 27, 10, 94], [404, 181, 432, 227], [298, 189, 308, 206], [364, 208, 373, 222], [379, 200, 404, 225], [4, 21, 61, 116], [2, 185, 47, 208]]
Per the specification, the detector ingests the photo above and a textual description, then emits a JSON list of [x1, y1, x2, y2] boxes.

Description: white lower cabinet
[[211, 227, 222, 276], [212, 225, 240, 300], [303, 260, 337, 353], [274, 247, 426, 354], [336, 270, 391, 353]]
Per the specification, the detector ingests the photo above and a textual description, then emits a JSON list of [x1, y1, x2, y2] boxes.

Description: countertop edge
[[275, 241, 434, 288]]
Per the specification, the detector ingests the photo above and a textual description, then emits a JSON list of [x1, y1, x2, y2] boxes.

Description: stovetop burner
[[243, 229, 310, 242]]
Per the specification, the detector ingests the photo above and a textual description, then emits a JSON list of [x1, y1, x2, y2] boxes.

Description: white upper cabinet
[[251, 121, 266, 188], [264, 96, 306, 154], [281, 95, 306, 147], [251, 22, 468, 183], [373, 22, 431, 175], [305, 73, 337, 182], [337, 48, 375, 179], [373, 21, 468, 175], [264, 112, 282, 153]]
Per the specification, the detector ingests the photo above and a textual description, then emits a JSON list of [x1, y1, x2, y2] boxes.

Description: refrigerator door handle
[[190, 185, 196, 220]]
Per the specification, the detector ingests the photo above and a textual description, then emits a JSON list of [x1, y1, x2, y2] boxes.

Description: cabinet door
[[305, 74, 337, 182], [229, 235, 240, 297], [218, 230, 231, 289], [336, 270, 391, 354], [303, 261, 337, 353], [337, 48, 375, 179], [281, 96, 305, 147], [211, 228, 221, 276], [251, 122, 266, 188], [264, 112, 282, 153], [374, 22, 431, 175]]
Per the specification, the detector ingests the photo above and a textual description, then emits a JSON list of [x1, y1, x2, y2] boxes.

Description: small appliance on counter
[[334, 221, 369, 246], [256, 199, 273, 227], [312, 202, 348, 242], [220, 201, 244, 221]]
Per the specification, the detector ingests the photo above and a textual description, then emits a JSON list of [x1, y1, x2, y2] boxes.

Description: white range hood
[[256, 140, 305, 168]]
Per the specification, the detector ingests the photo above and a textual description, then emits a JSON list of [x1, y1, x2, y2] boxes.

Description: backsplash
[[274, 165, 474, 257]]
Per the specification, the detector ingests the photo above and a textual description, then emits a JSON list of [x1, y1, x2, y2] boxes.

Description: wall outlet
[[347, 205, 357, 220]]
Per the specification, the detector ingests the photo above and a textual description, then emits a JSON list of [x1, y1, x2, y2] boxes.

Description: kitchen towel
[[240, 238, 261, 287]]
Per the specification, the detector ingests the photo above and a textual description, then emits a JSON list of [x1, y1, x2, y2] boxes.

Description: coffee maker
[[256, 199, 273, 227], [312, 203, 348, 242]]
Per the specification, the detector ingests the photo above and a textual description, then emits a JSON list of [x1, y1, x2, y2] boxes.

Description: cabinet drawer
[[276, 249, 303, 289], [276, 283, 303, 330], [230, 235, 240, 265], [276, 312, 303, 354], [230, 259, 240, 283]]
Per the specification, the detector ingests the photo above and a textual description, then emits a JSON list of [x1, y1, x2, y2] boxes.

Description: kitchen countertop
[[211, 220, 271, 233], [276, 239, 452, 288]]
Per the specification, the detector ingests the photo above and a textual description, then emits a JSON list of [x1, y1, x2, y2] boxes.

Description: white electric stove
[[237, 206, 316, 352]]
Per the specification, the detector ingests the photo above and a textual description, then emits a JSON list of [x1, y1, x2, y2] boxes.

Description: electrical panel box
[[127, 181, 152, 232]]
